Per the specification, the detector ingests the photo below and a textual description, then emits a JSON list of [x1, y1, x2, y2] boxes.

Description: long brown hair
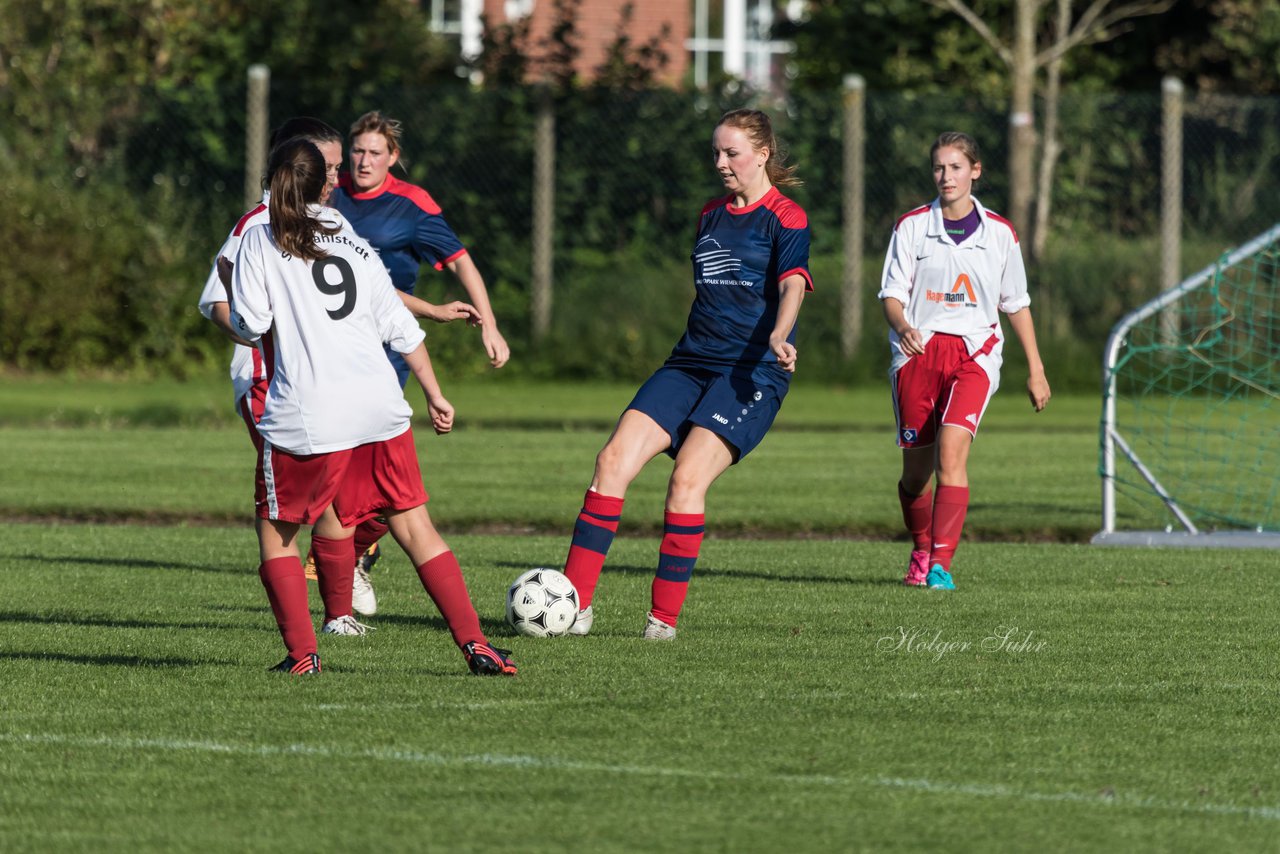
[[930, 131, 981, 168], [266, 138, 339, 262], [716, 108, 801, 188]]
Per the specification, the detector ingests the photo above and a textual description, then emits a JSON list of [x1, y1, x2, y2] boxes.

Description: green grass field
[[2, 374, 1276, 851]]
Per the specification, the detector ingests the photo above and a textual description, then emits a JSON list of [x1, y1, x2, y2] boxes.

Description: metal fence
[[116, 75, 1280, 255], [6, 72, 1280, 380]]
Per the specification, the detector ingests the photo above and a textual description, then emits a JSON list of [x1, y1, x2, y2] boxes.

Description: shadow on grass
[[0, 552, 252, 575], [0, 650, 214, 668], [494, 559, 897, 586], [0, 610, 271, 632]]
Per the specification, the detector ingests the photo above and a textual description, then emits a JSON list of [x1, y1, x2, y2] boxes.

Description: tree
[[1153, 0, 1280, 94], [0, 0, 457, 178], [928, 0, 1173, 255]]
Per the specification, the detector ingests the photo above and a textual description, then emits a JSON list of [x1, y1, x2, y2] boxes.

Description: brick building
[[423, 0, 805, 92]]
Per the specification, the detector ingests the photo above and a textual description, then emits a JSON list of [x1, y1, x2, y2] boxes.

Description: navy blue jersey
[[329, 173, 467, 295], [666, 187, 813, 372]]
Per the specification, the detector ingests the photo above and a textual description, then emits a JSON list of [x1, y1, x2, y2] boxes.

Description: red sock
[[563, 491, 624, 608], [311, 535, 356, 624], [415, 551, 484, 648], [899, 482, 933, 552], [650, 512, 704, 627], [354, 516, 388, 556], [930, 485, 970, 572], [258, 556, 316, 659]]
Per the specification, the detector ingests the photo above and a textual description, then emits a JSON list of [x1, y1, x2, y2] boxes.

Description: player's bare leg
[[592, 409, 674, 497]]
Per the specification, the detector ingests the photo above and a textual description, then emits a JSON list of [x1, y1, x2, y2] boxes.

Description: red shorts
[[238, 385, 266, 453], [255, 427, 429, 525], [892, 333, 996, 448]]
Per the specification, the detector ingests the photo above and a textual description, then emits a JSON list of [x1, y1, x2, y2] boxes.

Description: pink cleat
[[902, 550, 930, 587]]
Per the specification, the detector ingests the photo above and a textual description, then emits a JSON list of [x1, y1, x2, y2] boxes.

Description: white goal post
[[1094, 223, 1280, 548]]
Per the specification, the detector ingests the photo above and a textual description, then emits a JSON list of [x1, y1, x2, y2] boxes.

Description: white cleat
[[567, 605, 594, 636], [321, 615, 375, 636], [351, 562, 377, 616], [641, 612, 676, 641]]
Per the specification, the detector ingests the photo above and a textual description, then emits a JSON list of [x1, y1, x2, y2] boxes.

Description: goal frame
[[1094, 223, 1280, 548]]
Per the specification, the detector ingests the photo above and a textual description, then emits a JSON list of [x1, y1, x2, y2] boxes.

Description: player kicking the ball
[[557, 109, 812, 640]]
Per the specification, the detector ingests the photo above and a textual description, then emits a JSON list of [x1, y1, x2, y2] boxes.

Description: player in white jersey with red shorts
[[199, 117, 481, 619], [878, 131, 1051, 591], [228, 136, 515, 676]]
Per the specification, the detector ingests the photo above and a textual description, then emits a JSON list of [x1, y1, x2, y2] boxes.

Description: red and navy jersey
[[667, 187, 813, 371], [329, 173, 467, 295]]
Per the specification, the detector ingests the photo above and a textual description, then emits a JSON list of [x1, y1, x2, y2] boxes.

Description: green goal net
[[1096, 224, 1280, 547]]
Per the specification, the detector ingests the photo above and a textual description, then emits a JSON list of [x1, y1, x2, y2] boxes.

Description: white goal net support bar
[[1095, 224, 1280, 548]]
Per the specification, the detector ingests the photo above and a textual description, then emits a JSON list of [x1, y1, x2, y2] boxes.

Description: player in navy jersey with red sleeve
[[329, 110, 509, 386], [558, 109, 813, 641], [879, 132, 1050, 592]]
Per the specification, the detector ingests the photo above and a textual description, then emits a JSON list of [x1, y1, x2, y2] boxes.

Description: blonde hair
[[716, 108, 801, 188], [349, 110, 404, 161]]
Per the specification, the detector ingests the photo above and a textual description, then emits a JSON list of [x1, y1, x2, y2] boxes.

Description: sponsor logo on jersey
[[965, 413, 978, 426], [925, 273, 979, 308], [693, 236, 747, 286], [712, 413, 729, 425]]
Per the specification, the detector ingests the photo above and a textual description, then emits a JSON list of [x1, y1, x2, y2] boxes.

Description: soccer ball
[[505, 568, 580, 638]]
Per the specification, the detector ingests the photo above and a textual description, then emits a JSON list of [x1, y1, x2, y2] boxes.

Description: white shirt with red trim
[[198, 193, 269, 409], [878, 196, 1030, 375], [229, 207, 427, 455]]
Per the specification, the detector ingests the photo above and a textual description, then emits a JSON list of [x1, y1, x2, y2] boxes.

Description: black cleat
[[462, 641, 518, 676], [269, 653, 322, 675]]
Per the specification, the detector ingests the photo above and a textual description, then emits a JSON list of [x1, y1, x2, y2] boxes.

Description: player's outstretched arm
[[402, 342, 454, 435], [1006, 307, 1051, 411], [396, 291, 482, 325], [446, 253, 509, 368]]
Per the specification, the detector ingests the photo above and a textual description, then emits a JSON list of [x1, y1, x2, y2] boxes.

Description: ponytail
[[266, 138, 339, 262]]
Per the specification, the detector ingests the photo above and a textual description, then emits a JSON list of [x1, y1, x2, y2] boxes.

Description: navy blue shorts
[[627, 364, 789, 463]]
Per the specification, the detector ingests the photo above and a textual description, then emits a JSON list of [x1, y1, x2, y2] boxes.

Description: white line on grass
[[6, 732, 1278, 822]]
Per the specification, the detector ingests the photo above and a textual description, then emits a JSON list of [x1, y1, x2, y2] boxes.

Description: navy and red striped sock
[[563, 491, 624, 608], [650, 511, 704, 627]]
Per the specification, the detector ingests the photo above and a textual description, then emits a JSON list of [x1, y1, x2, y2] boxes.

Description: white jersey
[[197, 194, 270, 409], [229, 207, 427, 455], [878, 196, 1030, 376]]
